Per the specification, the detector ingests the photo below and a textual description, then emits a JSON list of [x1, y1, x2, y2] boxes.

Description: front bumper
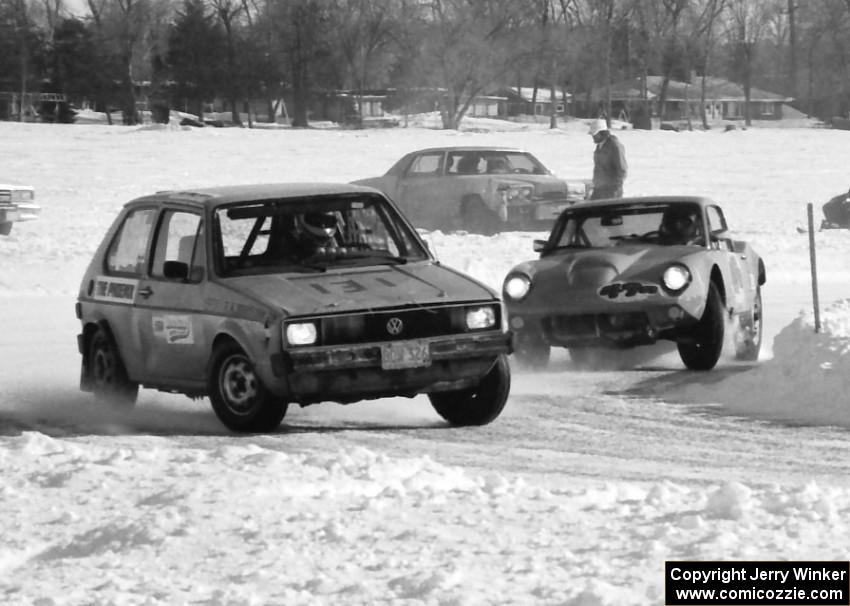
[[509, 301, 700, 348], [505, 197, 583, 228], [280, 331, 512, 403], [0, 203, 41, 224]]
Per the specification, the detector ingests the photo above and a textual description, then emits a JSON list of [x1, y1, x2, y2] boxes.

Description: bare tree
[[211, 0, 246, 125], [726, 0, 779, 125], [332, 0, 397, 124], [417, 0, 526, 129], [86, 0, 171, 124]]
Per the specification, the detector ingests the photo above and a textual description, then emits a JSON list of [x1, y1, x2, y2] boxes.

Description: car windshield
[[215, 193, 430, 276], [547, 202, 704, 249]]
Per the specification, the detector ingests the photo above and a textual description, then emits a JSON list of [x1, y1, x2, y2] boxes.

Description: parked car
[[0, 182, 40, 235], [352, 146, 591, 234], [502, 196, 765, 371], [76, 183, 512, 432]]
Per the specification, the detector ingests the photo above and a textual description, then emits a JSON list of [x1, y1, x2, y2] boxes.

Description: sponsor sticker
[[598, 282, 659, 301], [152, 314, 195, 345], [92, 276, 138, 303]]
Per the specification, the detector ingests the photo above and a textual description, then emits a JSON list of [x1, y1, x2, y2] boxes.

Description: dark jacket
[[591, 133, 628, 200]]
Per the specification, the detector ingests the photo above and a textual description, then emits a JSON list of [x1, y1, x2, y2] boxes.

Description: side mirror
[[710, 228, 728, 240], [163, 260, 189, 280], [533, 239, 548, 253]]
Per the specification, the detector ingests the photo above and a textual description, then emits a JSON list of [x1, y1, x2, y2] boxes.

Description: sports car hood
[[515, 244, 699, 286], [221, 263, 496, 316]]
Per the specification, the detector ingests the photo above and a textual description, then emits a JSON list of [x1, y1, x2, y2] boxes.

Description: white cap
[[588, 118, 608, 136]]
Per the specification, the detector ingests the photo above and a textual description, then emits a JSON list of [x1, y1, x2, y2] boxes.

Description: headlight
[[285, 322, 318, 346], [504, 274, 531, 300], [566, 182, 587, 197], [499, 185, 534, 205], [662, 264, 691, 293], [466, 306, 497, 330]]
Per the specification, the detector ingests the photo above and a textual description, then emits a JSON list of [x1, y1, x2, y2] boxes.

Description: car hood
[[514, 244, 699, 286], [221, 263, 496, 316]]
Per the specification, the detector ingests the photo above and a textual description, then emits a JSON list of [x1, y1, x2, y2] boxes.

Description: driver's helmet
[[298, 211, 339, 241], [660, 206, 699, 244]]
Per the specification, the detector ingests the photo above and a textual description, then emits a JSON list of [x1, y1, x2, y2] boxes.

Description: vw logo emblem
[[386, 317, 404, 336]]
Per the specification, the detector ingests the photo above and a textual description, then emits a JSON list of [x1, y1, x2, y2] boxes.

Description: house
[[492, 87, 572, 117], [591, 75, 793, 124], [466, 95, 507, 118]]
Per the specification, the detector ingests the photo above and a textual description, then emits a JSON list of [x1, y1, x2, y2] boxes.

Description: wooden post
[[807, 203, 821, 333]]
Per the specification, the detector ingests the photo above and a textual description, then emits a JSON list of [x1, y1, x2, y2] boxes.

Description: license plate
[[535, 203, 569, 220], [381, 340, 431, 369]]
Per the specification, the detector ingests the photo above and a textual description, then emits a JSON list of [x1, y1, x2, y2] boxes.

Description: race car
[[0, 182, 40, 235], [76, 183, 512, 432], [502, 196, 766, 370]]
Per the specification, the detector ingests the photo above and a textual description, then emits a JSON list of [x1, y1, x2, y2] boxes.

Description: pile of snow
[[675, 299, 850, 426]]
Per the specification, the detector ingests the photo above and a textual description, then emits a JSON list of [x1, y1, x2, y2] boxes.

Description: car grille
[[315, 303, 499, 346], [546, 312, 650, 340]]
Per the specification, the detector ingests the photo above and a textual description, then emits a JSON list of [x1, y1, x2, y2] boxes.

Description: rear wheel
[[735, 287, 763, 361], [678, 282, 725, 370], [428, 355, 510, 426], [208, 342, 287, 433], [88, 326, 138, 407]]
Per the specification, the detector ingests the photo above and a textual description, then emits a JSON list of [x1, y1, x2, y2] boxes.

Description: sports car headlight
[[662, 264, 691, 293], [503, 274, 532, 300], [285, 322, 318, 346], [466, 306, 497, 330]]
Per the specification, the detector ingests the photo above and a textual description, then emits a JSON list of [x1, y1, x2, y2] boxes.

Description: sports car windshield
[[215, 193, 430, 275], [548, 202, 704, 249]]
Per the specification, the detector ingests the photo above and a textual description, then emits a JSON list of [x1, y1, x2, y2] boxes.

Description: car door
[[133, 208, 211, 385], [706, 204, 748, 309], [96, 206, 159, 381], [396, 151, 449, 228]]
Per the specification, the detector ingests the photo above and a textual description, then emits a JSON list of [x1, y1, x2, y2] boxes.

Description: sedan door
[[395, 151, 452, 228]]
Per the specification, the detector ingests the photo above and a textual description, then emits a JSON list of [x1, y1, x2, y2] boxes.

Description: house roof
[[594, 76, 792, 103], [498, 87, 572, 103]]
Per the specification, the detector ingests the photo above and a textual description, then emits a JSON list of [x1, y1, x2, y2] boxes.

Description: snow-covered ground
[[2, 117, 850, 605]]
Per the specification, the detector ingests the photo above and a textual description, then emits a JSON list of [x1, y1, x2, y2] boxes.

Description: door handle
[[138, 286, 154, 298]]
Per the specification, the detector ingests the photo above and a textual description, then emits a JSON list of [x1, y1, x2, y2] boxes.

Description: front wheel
[[678, 281, 725, 370], [208, 342, 287, 433], [88, 326, 138, 407], [428, 355, 510, 426]]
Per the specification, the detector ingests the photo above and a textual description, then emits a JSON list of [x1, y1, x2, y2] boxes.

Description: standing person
[[588, 118, 628, 200]]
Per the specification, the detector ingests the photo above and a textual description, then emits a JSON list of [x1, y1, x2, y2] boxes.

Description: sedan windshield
[[548, 202, 704, 249], [215, 194, 430, 275]]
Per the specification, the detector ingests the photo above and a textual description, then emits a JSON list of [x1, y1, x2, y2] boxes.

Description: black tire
[[208, 342, 287, 433], [513, 331, 550, 370], [461, 196, 499, 235], [428, 354, 510, 426], [88, 326, 139, 407], [678, 281, 725, 370], [735, 287, 763, 361]]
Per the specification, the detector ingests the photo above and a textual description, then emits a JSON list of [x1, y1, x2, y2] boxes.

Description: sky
[[1, 112, 850, 605]]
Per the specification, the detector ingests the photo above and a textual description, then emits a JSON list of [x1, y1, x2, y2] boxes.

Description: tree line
[[1, 0, 849, 129]]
